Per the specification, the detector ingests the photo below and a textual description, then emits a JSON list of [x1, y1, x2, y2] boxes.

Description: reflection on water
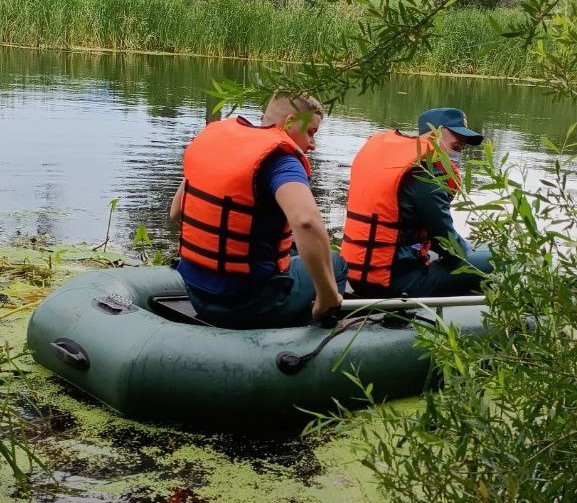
[[1, 46, 576, 255]]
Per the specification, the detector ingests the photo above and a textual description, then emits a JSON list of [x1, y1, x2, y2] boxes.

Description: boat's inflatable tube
[[27, 266, 488, 428]]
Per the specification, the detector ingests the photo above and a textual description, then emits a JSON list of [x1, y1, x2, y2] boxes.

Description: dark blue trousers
[[350, 247, 493, 298], [186, 251, 348, 329]]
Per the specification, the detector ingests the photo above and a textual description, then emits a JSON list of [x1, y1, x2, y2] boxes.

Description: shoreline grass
[[0, 0, 537, 78]]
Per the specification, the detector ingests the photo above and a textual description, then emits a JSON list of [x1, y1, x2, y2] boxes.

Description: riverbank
[[0, 0, 537, 78]]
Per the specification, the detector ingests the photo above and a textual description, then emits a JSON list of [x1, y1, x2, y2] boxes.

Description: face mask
[[441, 139, 463, 168], [446, 148, 463, 168]]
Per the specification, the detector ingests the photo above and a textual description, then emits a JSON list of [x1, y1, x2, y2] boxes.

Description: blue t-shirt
[[178, 152, 309, 296]]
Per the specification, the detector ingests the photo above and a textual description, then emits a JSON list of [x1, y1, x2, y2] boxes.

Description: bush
[[305, 128, 577, 502]]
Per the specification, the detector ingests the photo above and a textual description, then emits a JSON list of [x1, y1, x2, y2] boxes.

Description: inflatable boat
[[26, 266, 488, 428]]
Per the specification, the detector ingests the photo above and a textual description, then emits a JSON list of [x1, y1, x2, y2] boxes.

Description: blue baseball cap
[[418, 108, 483, 145]]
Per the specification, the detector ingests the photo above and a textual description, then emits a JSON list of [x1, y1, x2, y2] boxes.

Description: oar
[[276, 295, 487, 375], [340, 295, 486, 311]]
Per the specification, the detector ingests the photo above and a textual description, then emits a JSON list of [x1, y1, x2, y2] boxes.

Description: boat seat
[[149, 290, 418, 330], [149, 295, 214, 326]]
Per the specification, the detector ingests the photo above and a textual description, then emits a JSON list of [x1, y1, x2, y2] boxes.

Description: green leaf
[[454, 354, 465, 375], [501, 31, 524, 38], [487, 14, 503, 35], [511, 188, 538, 237], [416, 430, 443, 445], [133, 224, 152, 245], [478, 480, 490, 502], [108, 198, 120, 212]]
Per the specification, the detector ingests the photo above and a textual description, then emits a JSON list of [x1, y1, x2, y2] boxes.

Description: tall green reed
[[0, 344, 51, 495], [398, 7, 537, 77], [0, 0, 355, 60], [0, 0, 544, 77]]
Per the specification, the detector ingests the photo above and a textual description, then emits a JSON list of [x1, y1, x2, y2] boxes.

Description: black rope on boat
[[276, 316, 381, 375], [275, 310, 437, 376]]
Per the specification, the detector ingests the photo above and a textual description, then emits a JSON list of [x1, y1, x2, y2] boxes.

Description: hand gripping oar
[[276, 295, 487, 375]]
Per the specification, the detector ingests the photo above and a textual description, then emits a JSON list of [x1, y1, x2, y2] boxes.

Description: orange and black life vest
[[179, 116, 311, 275], [341, 130, 460, 287]]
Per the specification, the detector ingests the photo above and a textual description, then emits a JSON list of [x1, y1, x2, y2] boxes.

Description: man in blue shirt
[[170, 95, 347, 328]]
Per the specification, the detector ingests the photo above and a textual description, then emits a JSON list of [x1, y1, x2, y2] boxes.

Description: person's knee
[[331, 251, 348, 273]]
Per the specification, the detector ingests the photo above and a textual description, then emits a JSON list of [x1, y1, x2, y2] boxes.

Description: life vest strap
[[182, 214, 251, 243], [342, 235, 396, 247], [346, 210, 400, 229], [362, 213, 379, 283], [277, 248, 291, 260], [185, 184, 256, 215], [347, 263, 392, 272], [179, 238, 249, 264], [179, 236, 291, 265]]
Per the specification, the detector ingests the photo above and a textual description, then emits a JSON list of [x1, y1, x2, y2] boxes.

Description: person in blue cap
[[340, 107, 493, 298]]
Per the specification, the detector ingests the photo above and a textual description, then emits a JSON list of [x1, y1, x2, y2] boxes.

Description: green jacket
[[394, 165, 470, 265]]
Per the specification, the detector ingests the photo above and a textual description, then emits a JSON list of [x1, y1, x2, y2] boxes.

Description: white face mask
[[446, 148, 463, 167], [441, 139, 463, 168]]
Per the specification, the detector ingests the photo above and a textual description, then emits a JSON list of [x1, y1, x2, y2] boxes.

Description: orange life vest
[[179, 116, 311, 275], [341, 130, 461, 287]]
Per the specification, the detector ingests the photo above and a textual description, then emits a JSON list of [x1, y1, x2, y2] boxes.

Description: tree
[[308, 136, 577, 501]]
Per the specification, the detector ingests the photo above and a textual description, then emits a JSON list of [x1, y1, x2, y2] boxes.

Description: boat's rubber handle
[[50, 338, 91, 370], [92, 294, 137, 315], [276, 351, 307, 375]]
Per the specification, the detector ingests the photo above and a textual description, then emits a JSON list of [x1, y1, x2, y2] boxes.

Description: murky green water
[[1, 46, 576, 255]]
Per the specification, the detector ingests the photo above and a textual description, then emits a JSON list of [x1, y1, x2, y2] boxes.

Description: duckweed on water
[[1, 242, 422, 502]]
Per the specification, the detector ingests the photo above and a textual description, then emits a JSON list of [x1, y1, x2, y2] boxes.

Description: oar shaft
[[340, 295, 486, 311]]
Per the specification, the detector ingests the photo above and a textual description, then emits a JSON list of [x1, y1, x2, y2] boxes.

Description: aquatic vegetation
[[132, 224, 170, 265], [0, 256, 56, 288], [0, 0, 535, 77], [0, 242, 409, 501], [0, 344, 51, 497], [398, 7, 538, 76], [90, 198, 174, 265], [92, 197, 120, 254], [0, 243, 133, 497]]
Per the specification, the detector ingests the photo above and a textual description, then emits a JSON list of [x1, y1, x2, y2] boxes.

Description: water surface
[[2, 46, 576, 503], [1, 47, 575, 256]]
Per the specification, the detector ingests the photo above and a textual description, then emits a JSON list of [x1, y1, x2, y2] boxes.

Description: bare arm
[[169, 178, 185, 221], [275, 182, 342, 320]]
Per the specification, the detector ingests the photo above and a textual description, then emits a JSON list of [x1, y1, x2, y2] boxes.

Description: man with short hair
[[170, 94, 346, 328], [341, 107, 492, 298]]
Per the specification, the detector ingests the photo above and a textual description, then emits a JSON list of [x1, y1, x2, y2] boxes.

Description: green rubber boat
[[27, 266, 488, 428]]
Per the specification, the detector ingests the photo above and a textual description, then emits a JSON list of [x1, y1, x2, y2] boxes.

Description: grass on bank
[[1, 0, 536, 77]]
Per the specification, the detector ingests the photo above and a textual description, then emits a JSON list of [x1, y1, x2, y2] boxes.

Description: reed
[[0, 344, 49, 494], [0, 0, 541, 76], [397, 7, 538, 77], [0, 0, 358, 60]]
